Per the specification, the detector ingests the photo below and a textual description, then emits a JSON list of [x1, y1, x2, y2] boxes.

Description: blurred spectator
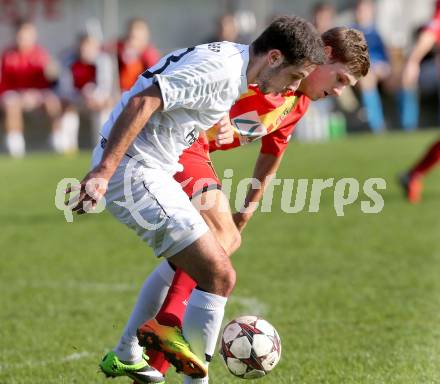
[[203, 13, 240, 43], [399, 0, 440, 203], [401, 0, 440, 125], [296, 2, 338, 141], [116, 18, 160, 92], [58, 33, 114, 152], [296, 2, 355, 141], [0, 19, 62, 157], [352, 0, 391, 133], [375, 0, 419, 130], [313, 2, 336, 34], [234, 10, 257, 43]]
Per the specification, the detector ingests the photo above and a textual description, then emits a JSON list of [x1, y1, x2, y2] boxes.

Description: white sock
[[184, 377, 209, 384], [50, 129, 65, 154], [60, 111, 79, 152], [6, 132, 25, 158], [114, 261, 175, 363], [182, 289, 227, 377]]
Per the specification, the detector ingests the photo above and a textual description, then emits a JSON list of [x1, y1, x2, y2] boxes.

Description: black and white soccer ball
[[219, 315, 282, 379]]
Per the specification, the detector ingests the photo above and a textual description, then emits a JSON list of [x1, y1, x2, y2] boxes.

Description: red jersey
[[426, 0, 440, 41], [117, 41, 161, 91], [206, 84, 310, 157], [175, 87, 310, 197], [0, 45, 51, 93], [70, 61, 96, 90]]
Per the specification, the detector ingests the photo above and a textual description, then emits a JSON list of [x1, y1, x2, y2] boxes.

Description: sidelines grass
[[1, 130, 440, 383]]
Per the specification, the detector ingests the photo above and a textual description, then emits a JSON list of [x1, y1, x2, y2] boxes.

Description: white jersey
[[101, 42, 249, 174]]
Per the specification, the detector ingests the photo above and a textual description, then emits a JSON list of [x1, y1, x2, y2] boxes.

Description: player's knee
[[215, 262, 236, 297], [206, 253, 236, 297], [2, 93, 22, 112]]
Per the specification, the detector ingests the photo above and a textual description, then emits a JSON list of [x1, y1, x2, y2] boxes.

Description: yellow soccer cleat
[[137, 319, 208, 378]]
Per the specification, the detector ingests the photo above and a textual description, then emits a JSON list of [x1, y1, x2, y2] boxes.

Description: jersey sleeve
[[260, 124, 294, 157], [260, 95, 311, 157], [153, 52, 240, 113]]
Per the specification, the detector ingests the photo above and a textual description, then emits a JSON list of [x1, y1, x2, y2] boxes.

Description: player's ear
[[267, 49, 283, 68], [324, 45, 333, 62]]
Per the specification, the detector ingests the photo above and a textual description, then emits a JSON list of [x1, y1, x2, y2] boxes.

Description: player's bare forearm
[[245, 152, 283, 206], [234, 152, 283, 231], [99, 84, 163, 176], [68, 84, 163, 214], [407, 30, 437, 65]]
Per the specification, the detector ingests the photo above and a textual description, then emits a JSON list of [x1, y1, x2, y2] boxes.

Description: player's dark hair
[[14, 17, 33, 31], [322, 27, 370, 77], [252, 15, 326, 66]]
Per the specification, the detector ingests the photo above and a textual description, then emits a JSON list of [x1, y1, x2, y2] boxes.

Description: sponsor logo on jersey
[[185, 129, 199, 146], [207, 43, 222, 53], [232, 110, 266, 145], [275, 97, 297, 126]]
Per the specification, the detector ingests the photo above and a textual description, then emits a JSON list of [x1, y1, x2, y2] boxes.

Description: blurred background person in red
[[400, 0, 440, 203], [0, 18, 62, 157], [58, 33, 114, 153], [116, 18, 160, 92]]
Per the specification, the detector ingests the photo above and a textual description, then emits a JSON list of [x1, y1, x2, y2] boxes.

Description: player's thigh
[[192, 189, 240, 256], [20, 90, 44, 111]]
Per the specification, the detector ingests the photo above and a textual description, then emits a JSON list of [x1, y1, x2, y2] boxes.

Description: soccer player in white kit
[[69, 16, 325, 384]]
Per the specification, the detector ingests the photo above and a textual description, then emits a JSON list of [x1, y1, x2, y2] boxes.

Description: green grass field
[[1, 130, 440, 384]]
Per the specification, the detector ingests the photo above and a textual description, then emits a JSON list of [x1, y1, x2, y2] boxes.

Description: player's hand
[[233, 211, 252, 233], [215, 115, 234, 146], [65, 167, 110, 215]]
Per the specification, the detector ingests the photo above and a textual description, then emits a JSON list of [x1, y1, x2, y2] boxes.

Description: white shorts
[[91, 144, 209, 258]]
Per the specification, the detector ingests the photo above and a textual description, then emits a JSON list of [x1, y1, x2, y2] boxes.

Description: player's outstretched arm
[[233, 152, 283, 232], [402, 30, 437, 88], [68, 84, 163, 214]]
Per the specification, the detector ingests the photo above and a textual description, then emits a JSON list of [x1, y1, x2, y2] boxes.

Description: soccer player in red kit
[[0, 19, 61, 157], [134, 27, 370, 380], [400, 0, 440, 203]]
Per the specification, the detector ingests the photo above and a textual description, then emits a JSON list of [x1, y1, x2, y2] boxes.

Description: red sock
[[410, 139, 440, 178], [146, 268, 197, 374]]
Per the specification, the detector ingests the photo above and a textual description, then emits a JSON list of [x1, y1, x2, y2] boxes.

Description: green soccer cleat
[[137, 319, 208, 379], [99, 351, 165, 383]]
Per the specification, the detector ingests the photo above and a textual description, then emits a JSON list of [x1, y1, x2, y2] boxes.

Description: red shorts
[[174, 134, 221, 199]]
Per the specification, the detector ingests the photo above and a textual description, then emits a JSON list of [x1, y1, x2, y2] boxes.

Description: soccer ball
[[219, 315, 281, 379]]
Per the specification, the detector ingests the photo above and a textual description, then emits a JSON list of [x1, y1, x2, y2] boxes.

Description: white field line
[[0, 351, 92, 373], [229, 295, 268, 316]]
